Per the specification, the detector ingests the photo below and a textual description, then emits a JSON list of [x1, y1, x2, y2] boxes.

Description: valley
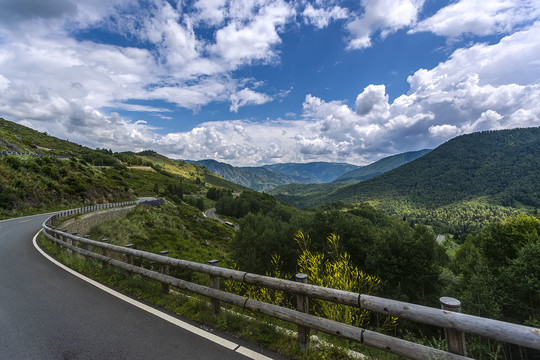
[[1, 117, 539, 359]]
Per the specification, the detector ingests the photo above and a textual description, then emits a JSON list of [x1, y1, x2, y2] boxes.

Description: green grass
[[0, 155, 134, 219]]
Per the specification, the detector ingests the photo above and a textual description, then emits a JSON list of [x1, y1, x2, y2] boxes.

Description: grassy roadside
[[38, 233, 368, 360], [38, 201, 414, 359], [38, 200, 453, 359]]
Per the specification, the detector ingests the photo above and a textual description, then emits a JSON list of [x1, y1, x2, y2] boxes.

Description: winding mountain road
[[0, 212, 281, 359], [203, 208, 239, 230]]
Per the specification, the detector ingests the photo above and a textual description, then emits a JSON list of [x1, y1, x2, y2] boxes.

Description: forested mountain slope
[[334, 149, 431, 184], [185, 159, 308, 192], [0, 118, 244, 218], [262, 162, 359, 183], [275, 127, 540, 236]]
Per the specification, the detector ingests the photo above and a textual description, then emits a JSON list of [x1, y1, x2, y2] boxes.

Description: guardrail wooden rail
[[41, 205, 540, 360]]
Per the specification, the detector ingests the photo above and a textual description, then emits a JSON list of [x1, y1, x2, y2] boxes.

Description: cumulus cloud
[[346, 0, 424, 49], [302, 3, 348, 29], [1, 0, 539, 167], [355, 85, 390, 117], [7, 21, 539, 166], [156, 22, 540, 165], [210, 0, 295, 67], [412, 0, 540, 37], [192, 0, 228, 26], [230, 88, 273, 112]]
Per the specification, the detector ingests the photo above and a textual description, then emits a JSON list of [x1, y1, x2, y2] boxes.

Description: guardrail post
[[82, 235, 90, 251], [296, 273, 310, 350], [68, 232, 76, 254], [60, 229, 67, 244], [101, 238, 109, 265], [125, 244, 134, 265], [208, 259, 221, 316], [440, 297, 467, 356], [160, 251, 170, 295], [53, 230, 61, 251]]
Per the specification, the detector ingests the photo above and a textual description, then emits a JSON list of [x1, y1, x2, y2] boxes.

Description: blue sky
[[0, 0, 539, 166]]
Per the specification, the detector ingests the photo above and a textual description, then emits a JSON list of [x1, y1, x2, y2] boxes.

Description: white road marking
[[236, 347, 275, 360], [32, 230, 273, 360]]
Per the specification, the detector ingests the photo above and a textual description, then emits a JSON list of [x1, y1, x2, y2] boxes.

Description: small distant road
[[203, 208, 239, 231], [204, 208, 224, 223], [436, 234, 445, 244]]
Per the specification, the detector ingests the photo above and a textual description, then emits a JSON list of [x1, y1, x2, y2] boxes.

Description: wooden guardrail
[[41, 206, 540, 360]]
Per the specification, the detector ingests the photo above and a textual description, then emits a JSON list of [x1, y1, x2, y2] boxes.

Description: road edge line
[[33, 230, 273, 360]]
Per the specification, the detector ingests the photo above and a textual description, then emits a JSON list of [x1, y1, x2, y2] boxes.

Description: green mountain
[[186, 159, 360, 191], [185, 159, 313, 192], [274, 128, 540, 237], [262, 162, 359, 183], [0, 118, 245, 218], [268, 149, 431, 200], [334, 149, 431, 184]]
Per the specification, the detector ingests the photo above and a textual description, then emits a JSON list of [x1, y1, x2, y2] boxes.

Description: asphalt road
[[0, 213, 282, 360], [203, 208, 239, 231]]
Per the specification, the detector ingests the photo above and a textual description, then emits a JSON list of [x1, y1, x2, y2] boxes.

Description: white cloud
[[346, 0, 424, 50], [412, 0, 540, 37], [210, 0, 295, 67], [1, 0, 539, 167], [355, 85, 390, 117], [0, 0, 299, 124], [302, 3, 348, 29], [155, 22, 538, 165], [146, 78, 234, 110], [230, 88, 273, 112], [192, 0, 227, 26], [39, 19, 538, 166], [428, 124, 460, 138]]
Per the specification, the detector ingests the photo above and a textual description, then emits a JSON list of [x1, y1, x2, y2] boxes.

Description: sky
[[0, 0, 539, 166]]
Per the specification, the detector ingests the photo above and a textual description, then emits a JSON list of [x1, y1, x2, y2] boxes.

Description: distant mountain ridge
[[185, 159, 361, 191], [262, 162, 359, 183], [334, 149, 431, 184], [328, 128, 539, 208], [187, 152, 436, 192], [184, 159, 307, 192]]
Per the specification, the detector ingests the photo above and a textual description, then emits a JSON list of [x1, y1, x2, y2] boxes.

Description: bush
[[4, 156, 21, 170]]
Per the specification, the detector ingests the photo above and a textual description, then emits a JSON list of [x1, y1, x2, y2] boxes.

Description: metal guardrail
[[1, 151, 70, 159], [41, 205, 540, 360]]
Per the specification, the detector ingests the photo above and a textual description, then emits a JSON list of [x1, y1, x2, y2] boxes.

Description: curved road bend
[[0, 213, 284, 360], [203, 209, 239, 231], [203, 208, 224, 224]]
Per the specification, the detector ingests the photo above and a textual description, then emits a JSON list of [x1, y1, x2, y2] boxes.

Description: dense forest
[[214, 191, 539, 358]]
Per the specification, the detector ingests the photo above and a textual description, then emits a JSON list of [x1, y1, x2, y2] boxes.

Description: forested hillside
[[334, 149, 431, 184], [262, 162, 359, 183], [0, 118, 245, 218], [186, 159, 360, 191], [274, 128, 540, 238], [185, 159, 308, 191]]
